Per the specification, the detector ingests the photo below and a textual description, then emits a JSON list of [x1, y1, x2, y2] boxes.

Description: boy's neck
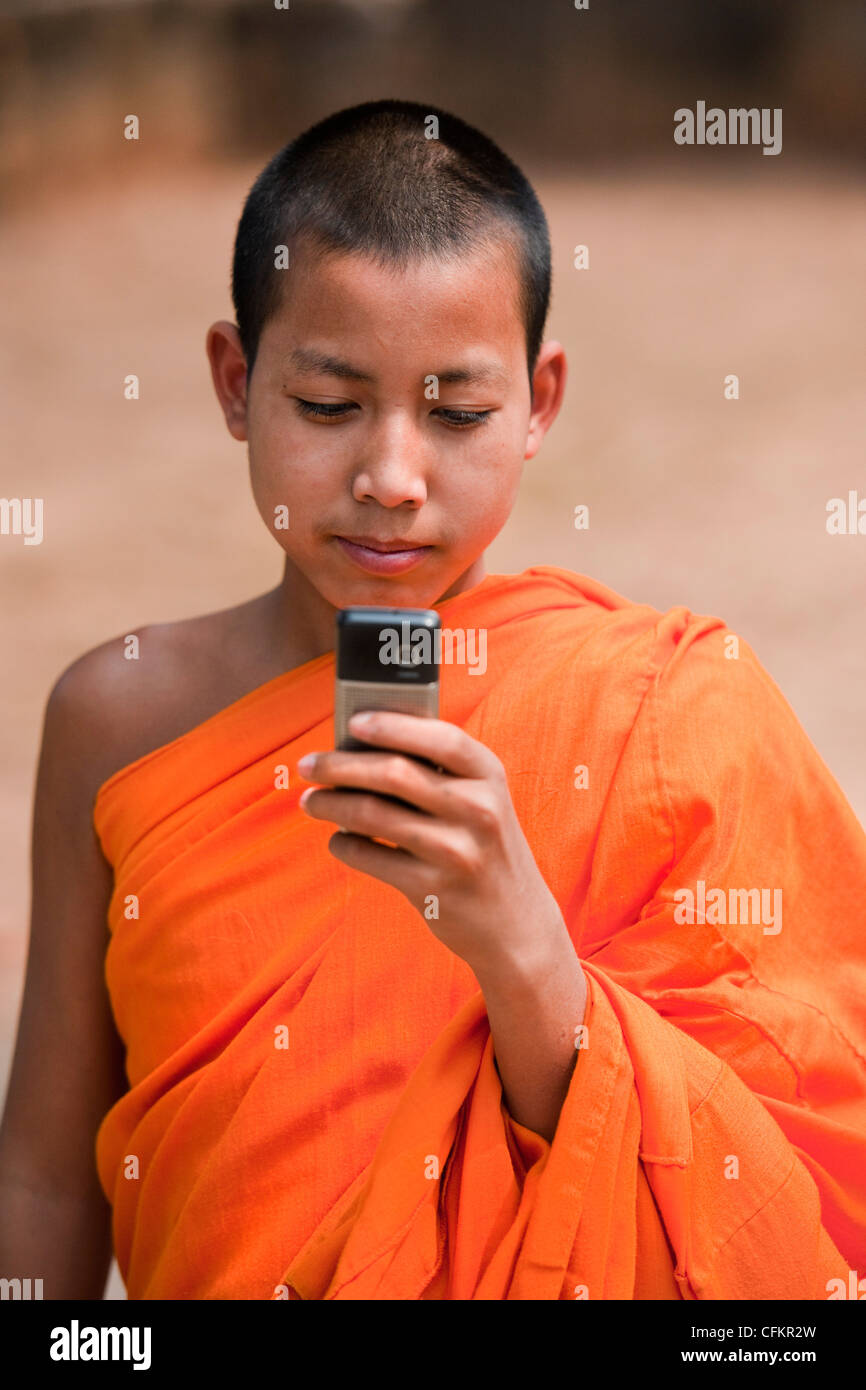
[[259, 553, 488, 675]]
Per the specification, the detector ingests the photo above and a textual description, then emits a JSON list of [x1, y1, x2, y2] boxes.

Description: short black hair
[[230, 99, 551, 387]]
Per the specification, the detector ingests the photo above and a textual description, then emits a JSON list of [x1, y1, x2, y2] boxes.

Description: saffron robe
[[92, 566, 866, 1299]]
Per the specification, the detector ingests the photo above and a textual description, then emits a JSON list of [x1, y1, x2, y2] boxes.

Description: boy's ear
[[206, 321, 249, 442], [524, 340, 567, 463]]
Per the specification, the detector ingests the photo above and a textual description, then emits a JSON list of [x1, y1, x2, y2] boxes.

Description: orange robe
[[93, 566, 866, 1299]]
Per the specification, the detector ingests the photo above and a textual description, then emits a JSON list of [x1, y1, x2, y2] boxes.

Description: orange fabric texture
[[92, 566, 866, 1299]]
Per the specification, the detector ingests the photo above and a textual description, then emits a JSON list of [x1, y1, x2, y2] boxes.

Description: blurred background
[[1, 0, 864, 1299]]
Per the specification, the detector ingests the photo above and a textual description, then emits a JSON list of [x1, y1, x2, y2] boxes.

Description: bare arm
[[0, 659, 128, 1299], [475, 928, 587, 1144]]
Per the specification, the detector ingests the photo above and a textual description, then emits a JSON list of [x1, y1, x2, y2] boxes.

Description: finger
[[303, 786, 463, 867], [346, 711, 496, 780], [299, 748, 451, 817], [327, 829, 436, 901]]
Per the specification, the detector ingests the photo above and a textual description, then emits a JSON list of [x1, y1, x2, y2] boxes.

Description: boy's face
[[208, 235, 565, 612]]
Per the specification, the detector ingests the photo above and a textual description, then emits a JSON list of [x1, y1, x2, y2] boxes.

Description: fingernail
[[349, 711, 373, 729], [299, 787, 313, 807], [297, 753, 317, 774]]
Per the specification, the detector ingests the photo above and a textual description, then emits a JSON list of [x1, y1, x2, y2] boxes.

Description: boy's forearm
[[0, 1172, 113, 1299], [474, 927, 587, 1145]]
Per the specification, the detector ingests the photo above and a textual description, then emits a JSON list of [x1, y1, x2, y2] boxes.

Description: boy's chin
[[284, 556, 430, 612], [332, 575, 440, 609], [318, 542, 445, 605]]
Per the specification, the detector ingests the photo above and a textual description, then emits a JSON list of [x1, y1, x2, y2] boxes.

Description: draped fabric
[[92, 566, 866, 1299]]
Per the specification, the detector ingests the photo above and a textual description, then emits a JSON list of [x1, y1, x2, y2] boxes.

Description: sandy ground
[[1, 161, 863, 1298]]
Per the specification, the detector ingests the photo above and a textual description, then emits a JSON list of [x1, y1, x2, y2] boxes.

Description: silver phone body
[[335, 677, 439, 751]]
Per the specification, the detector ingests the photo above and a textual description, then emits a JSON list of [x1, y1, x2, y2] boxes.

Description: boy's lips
[[334, 534, 434, 575], [337, 533, 433, 552]]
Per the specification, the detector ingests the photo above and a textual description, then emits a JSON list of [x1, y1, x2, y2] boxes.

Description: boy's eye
[[293, 399, 355, 420], [293, 399, 492, 428], [438, 409, 493, 428]]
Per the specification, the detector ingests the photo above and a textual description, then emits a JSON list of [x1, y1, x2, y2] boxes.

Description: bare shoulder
[[47, 592, 277, 800], [0, 589, 282, 1213], [0, 607, 259, 1210]]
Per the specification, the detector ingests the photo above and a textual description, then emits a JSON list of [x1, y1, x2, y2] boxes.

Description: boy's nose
[[352, 468, 427, 508], [351, 430, 429, 507]]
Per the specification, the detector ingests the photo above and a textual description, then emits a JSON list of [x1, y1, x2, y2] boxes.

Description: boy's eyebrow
[[286, 348, 375, 382], [285, 347, 508, 388]]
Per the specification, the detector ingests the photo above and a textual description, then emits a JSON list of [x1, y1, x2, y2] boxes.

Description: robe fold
[[92, 565, 866, 1299]]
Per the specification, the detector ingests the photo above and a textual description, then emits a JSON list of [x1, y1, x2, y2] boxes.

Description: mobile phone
[[335, 607, 440, 752], [333, 607, 441, 825]]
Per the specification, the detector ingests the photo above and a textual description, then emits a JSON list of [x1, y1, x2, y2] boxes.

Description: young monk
[[2, 98, 865, 1302]]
